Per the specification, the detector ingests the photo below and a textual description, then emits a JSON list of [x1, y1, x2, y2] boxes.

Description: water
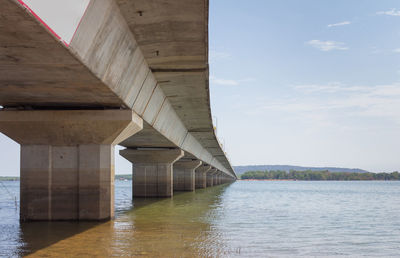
[[1, 181, 400, 257]]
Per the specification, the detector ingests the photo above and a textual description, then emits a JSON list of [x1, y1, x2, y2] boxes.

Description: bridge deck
[[0, 0, 235, 177]]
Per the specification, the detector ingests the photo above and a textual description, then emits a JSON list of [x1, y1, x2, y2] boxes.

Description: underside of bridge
[[0, 0, 236, 221]]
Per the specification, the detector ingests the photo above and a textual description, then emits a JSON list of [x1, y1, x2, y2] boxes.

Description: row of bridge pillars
[[0, 110, 235, 221], [119, 148, 233, 197]]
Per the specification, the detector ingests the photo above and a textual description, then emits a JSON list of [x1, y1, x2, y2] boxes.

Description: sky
[[1, 0, 400, 176], [208, 0, 400, 172]]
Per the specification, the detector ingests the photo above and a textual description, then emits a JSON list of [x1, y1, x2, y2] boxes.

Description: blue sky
[[1, 1, 400, 176], [209, 0, 400, 172]]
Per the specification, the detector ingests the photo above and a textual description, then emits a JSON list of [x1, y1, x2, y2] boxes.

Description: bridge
[[0, 0, 236, 221]]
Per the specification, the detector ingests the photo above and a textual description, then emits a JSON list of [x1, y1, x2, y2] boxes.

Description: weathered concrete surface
[[0, 110, 142, 221], [0, 110, 143, 145], [120, 148, 184, 197], [195, 165, 211, 189], [115, 0, 235, 176], [1, 0, 235, 178], [69, 0, 234, 177], [0, 0, 123, 108], [173, 160, 202, 191]]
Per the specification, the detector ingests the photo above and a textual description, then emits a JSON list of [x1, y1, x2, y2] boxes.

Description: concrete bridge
[[0, 0, 236, 221]]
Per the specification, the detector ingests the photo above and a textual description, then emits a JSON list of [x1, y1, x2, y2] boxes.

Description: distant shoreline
[[239, 179, 399, 181], [240, 179, 296, 181], [240, 170, 399, 181], [0, 177, 19, 181]]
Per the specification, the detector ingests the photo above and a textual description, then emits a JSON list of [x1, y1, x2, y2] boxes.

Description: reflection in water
[[2, 181, 400, 257], [19, 183, 230, 257], [20, 221, 100, 256]]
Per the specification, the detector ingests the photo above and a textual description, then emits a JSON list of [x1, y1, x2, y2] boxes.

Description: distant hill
[[233, 165, 369, 175]]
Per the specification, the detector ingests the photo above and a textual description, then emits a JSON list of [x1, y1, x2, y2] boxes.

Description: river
[[0, 180, 399, 257]]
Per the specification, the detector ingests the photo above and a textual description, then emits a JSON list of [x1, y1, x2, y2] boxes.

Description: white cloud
[[307, 40, 349, 51], [210, 76, 255, 86], [257, 82, 400, 126], [211, 77, 239, 86], [377, 8, 400, 16], [393, 48, 400, 53], [294, 82, 400, 98], [240, 82, 400, 172], [299, 83, 400, 122], [327, 21, 351, 27], [294, 82, 372, 94]]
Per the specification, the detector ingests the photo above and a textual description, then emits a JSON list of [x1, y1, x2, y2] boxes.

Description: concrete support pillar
[[223, 175, 230, 184], [195, 165, 211, 189], [206, 168, 217, 187], [213, 173, 218, 185], [217, 172, 222, 185], [173, 160, 202, 191], [227, 176, 235, 183], [0, 110, 142, 221], [120, 148, 184, 197]]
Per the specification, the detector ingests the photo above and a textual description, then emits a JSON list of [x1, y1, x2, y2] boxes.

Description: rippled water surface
[[1, 181, 400, 257]]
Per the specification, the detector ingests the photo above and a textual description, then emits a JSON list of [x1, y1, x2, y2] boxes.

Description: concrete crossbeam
[[173, 160, 202, 192], [206, 168, 217, 187], [213, 173, 218, 186], [119, 148, 184, 197], [0, 110, 142, 221]]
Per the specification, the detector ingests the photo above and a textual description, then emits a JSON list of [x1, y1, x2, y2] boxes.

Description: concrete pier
[[206, 168, 217, 187], [195, 165, 211, 189], [212, 173, 218, 186], [219, 173, 224, 184], [173, 160, 202, 191], [120, 148, 184, 197], [221, 175, 228, 184], [216, 172, 222, 185], [0, 110, 142, 221]]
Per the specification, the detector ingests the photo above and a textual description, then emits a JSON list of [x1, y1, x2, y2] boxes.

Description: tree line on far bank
[[0, 176, 19, 181], [240, 170, 400, 181]]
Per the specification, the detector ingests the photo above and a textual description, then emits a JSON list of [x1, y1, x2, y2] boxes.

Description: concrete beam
[[116, 0, 237, 177], [69, 0, 234, 177], [0, 110, 142, 221], [2, 0, 236, 178], [120, 148, 184, 197], [173, 160, 202, 192]]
